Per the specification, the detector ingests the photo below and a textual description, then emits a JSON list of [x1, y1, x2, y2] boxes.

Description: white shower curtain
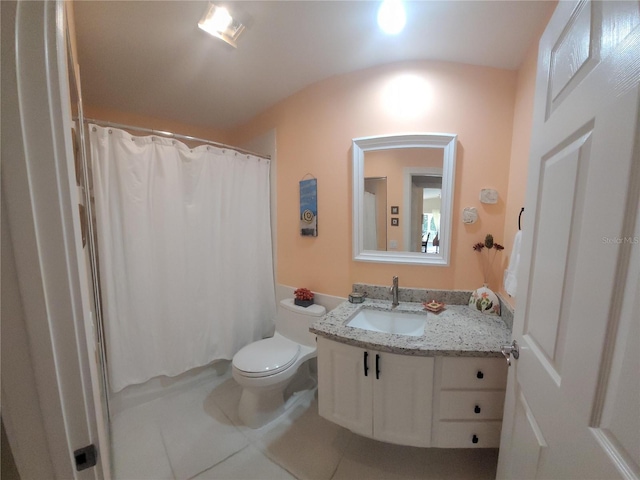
[[89, 125, 276, 392]]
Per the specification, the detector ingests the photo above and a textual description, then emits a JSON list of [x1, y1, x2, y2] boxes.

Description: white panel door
[[317, 337, 373, 437], [372, 353, 433, 447], [497, 1, 640, 479]]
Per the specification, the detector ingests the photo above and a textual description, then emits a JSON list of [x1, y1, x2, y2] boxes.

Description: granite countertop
[[310, 299, 512, 357]]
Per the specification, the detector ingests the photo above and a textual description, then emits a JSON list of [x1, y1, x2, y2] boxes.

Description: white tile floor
[[111, 366, 499, 480]]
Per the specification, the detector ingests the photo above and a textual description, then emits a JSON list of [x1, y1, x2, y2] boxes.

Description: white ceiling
[[73, 1, 552, 130]]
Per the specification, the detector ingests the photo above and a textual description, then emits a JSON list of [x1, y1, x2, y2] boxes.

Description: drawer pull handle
[[476, 371, 484, 379], [364, 351, 369, 377], [474, 405, 481, 414], [375, 354, 381, 379], [472, 434, 479, 444]]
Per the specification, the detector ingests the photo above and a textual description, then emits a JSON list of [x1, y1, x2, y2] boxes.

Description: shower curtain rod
[[83, 117, 271, 160]]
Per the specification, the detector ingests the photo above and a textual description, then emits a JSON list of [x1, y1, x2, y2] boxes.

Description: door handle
[[375, 354, 380, 379], [364, 351, 369, 376], [501, 340, 520, 366]]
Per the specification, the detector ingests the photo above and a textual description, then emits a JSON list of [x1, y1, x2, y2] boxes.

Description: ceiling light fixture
[[198, 2, 245, 48], [377, 0, 406, 35]]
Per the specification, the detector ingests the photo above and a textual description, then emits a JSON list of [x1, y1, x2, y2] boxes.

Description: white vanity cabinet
[[316, 337, 509, 449], [317, 337, 434, 447], [431, 357, 508, 448]]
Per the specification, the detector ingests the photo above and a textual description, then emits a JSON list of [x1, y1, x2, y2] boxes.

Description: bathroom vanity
[[311, 294, 511, 448]]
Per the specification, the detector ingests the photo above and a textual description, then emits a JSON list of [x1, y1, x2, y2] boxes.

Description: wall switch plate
[[389, 240, 397, 249]]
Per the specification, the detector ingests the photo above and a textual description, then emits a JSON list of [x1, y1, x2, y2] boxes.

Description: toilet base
[[237, 362, 315, 429]]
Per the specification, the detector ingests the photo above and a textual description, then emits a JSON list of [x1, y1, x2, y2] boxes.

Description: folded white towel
[[503, 230, 522, 297]]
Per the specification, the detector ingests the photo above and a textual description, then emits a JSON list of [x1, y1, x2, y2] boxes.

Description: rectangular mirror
[[352, 133, 457, 265]]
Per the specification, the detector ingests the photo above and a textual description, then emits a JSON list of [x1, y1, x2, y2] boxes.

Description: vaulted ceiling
[[73, 1, 552, 130]]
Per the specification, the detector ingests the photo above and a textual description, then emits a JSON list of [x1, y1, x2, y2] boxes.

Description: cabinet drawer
[[440, 357, 507, 390], [438, 391, 505, 420], [434, 421, 502, 448]]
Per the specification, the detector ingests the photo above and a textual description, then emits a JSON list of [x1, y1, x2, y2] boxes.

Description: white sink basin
[[347, 309, 427, 337]]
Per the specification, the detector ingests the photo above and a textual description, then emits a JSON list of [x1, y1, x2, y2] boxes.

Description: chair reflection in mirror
[[421, 232, 430, 253]]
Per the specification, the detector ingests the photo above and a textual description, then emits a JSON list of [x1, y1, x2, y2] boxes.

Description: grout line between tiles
[[186, 444, 251, 480], [158, 420, 178, 480], [328, 429, 357, 480]]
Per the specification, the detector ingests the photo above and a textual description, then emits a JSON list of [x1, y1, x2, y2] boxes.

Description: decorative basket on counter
[[294, 287, 314, 307]]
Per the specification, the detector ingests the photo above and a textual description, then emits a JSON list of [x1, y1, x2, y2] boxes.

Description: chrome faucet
[[390, 276, 399, 307]]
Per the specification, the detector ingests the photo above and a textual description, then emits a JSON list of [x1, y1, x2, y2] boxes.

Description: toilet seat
[[233, 335, 301, 378]]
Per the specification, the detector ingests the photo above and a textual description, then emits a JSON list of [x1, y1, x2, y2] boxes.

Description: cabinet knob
[[474, 405, 481, 414], [476, 371, 484, 379], [472, 434, 479, 444]]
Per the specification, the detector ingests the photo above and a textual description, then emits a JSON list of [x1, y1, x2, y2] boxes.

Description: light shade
[[377, 0, 406, 35], [198, 3, 245, 48]]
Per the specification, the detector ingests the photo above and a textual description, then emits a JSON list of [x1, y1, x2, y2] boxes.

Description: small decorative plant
[[472, 234, 504, 286], [294, 287, 314, 307]]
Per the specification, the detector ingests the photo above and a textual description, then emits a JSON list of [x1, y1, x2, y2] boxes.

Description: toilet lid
[[233, 336, 300, 378]]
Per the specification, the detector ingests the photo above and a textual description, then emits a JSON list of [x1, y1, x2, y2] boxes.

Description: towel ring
[[518, 207, 524, 230]]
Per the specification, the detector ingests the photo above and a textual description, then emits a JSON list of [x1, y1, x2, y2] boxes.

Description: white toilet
[[232, 298, 326, 428]]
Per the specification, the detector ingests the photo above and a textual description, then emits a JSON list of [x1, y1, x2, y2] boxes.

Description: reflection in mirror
[[407, 174, 442, 253], [353, 133, 457, 265], [365, 148, 444, 253], [363, 177, 387, 250]]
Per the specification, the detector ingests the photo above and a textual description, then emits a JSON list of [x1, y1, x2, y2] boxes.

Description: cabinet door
[[317, 337, 372, 437], [372, 352, 434, 447]]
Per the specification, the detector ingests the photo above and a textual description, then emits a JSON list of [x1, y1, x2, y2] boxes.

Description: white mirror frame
[[352, 133, 457, 265]]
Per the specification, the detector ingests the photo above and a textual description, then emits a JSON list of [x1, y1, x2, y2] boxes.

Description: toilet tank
[[276, 299, 326, 347]]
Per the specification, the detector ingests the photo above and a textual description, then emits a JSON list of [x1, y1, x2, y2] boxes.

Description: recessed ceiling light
[[198, 2, 246, 48], [377, 0, 406, 35]]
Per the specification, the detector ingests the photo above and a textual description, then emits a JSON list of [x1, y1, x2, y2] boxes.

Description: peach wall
[[83, 105, 230, 146], [499, 2, 556, 307], [229, 61, 518, 297], [498, 41, 538, 308]]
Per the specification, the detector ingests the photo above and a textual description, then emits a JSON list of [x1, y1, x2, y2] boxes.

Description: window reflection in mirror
[[352, 133, 456, 266]]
